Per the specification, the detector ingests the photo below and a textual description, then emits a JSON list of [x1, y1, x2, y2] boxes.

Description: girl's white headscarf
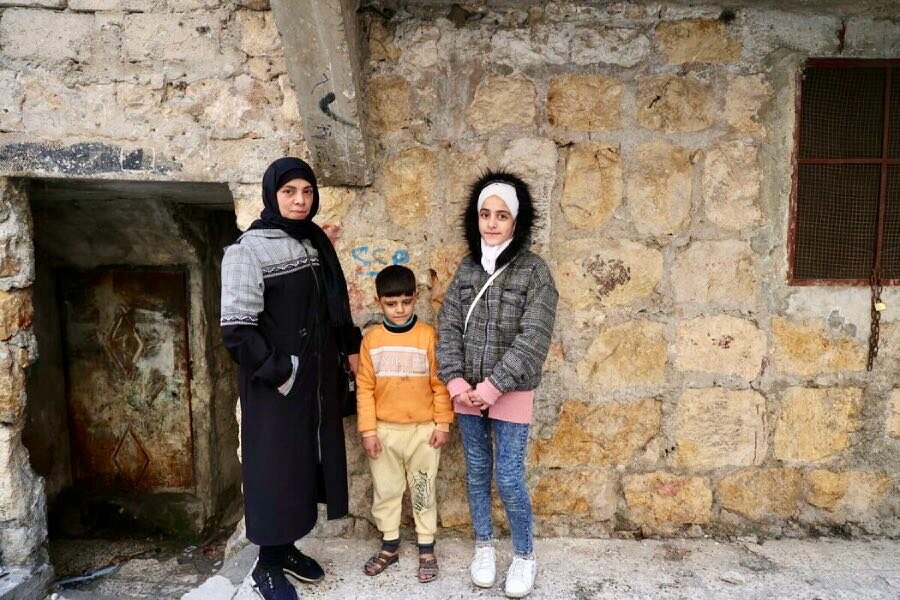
[[477, 182, 519, 274], [477, 182, 519, 218]]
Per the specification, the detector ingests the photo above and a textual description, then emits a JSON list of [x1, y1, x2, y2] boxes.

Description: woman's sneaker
[[282, 546, 325, 583], [470, 545, 496, 588], [504, 556, 536, 598], [251, 563, 298, 600]]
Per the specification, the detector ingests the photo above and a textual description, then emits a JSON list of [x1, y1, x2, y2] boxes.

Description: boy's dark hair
[[375, 265, 416, 298]]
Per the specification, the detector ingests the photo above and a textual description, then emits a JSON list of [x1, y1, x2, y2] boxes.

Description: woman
[[220, 157, 361, 600], [437, 171, 558, 598]]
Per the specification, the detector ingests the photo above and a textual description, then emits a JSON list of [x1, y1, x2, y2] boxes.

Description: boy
[[356, 265, 453, 583]]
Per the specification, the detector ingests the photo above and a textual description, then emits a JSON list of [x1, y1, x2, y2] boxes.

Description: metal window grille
[[788, 60, 900, 286]]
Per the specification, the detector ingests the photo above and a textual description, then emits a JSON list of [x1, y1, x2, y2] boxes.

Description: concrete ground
[[169, 537, 900, 600], [39, 536, 900, 599]]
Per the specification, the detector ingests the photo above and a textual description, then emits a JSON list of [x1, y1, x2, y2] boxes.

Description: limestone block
[[466, 75, 536, 133], [382, 147, 437, 228], [22, 78, 140, 140], [674, 315, 766, 380], [577, 320, 667, 390], [718, 468, 802, 520], [0, 424, 32, 522], [0, 9, 93, 62], [227, 183, 262, 232], [429, 242, 468, 309], [122, 14, 241, 81], [316, 186, 355, 231], [0, 289, 32, 341], [804, 470, 893, 518], [702, 140, 761, 231], [533, 469, 618, 520], [560, 143, 621, 229], [0, 239, 22, 278], [845, 18, 900, 56], [532, 398, 661, 468], [437, 478, 471, 528], [0, 0, 65, 6], [673, 388, 766, 470], [501, 138, 557, 246], [397, 24, 440, 69], [0, 71, 23, 132], [547, 74, 623, 131], [236, 10, 279, 57], [571, 27, 651, 67], [672, 241, 757, 306], [771, 317, 866, 377], [889, 389, 900, 438], [627, 141, 693, 237], [437, 146, 489, 227], [637, 74, 714, 133], [238, 0, 268, 8], [655, 19, 742, 64], [367, 76, 411, 133], [69, 0, 121, 9], [555, 239, 661, 309], [725, 74, 771, 133], [742, 12, 839, 62], [623, 472, 712, 525], [490, 27, 568, 68], [186, 138, 287, 184], [368, 19, 401, 63], [169, 0, 222, 10], [774, 387, 862, 463], [0, 346, 27, 424]]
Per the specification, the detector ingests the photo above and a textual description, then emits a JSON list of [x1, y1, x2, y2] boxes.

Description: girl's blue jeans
[[456, 413, 533, 557]]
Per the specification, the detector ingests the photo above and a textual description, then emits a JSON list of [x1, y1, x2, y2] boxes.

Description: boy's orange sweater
[[356, 319, 453, 435]]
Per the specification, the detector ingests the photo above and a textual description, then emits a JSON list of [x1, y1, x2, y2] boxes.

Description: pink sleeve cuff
[[475, 379, 503, 406], [447, 378, 472, 398]]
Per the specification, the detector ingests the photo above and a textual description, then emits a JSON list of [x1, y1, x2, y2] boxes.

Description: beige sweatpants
[[368, 421, 441, 545]]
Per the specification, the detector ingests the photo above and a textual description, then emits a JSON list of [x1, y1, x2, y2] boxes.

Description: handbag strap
[[464, 264, 509, 334]]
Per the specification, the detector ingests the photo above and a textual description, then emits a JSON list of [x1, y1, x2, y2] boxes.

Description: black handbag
[[338, 354, 357, 417]]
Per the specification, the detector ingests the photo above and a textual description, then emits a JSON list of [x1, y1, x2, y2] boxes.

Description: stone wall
[[346, 3, 900, 539], [0, 0, 898, 558]]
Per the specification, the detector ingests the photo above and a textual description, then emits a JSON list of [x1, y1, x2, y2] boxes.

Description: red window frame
[[787, 58, 900, 286]]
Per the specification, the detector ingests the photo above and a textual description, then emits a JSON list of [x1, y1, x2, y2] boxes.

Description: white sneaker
[[470, 545, 496, 588], [504, 556, 536, 598]]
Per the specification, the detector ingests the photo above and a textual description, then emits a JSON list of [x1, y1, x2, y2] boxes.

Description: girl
[[220, 157, 361, 600], [437, 171, 558, 598]]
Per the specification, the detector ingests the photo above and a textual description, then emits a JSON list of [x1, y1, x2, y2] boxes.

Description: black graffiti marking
[[312, 72, 329, 94], [312, 123, 332, 140], [318, 92, 357, 128]]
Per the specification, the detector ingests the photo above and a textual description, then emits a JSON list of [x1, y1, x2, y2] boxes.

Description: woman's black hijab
[[249, 157, 354, 330]]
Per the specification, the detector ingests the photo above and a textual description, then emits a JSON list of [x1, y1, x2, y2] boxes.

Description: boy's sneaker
[[504, 556, 536, 598], [251, 563, 298, 600], [282, 546, 325, 583], [470, 545, 496, 588]]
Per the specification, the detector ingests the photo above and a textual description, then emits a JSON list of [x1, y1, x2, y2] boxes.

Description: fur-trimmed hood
[[464, 170, 536, 270]]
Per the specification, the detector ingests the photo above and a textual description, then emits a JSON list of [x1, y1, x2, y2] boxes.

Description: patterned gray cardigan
[[436, 249, 558, 394]]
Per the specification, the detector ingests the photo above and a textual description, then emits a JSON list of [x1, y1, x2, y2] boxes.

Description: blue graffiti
[[351, 246, 410, 277]]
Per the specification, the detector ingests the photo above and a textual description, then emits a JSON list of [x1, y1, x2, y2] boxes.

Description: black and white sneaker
[[282, 546, 325, 583], [251, 563, 298, 600]]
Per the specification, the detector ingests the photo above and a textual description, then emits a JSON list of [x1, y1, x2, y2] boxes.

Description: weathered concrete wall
[[0, 0, 898, 552]]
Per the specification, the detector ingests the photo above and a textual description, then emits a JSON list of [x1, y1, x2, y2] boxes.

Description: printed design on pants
[[412, 469, 433, 514]]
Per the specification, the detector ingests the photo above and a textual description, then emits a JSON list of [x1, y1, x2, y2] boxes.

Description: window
[[788, 59, 900, 285]]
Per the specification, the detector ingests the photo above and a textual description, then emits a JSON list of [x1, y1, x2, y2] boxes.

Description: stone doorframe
[[0, 178, 46, 570]]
